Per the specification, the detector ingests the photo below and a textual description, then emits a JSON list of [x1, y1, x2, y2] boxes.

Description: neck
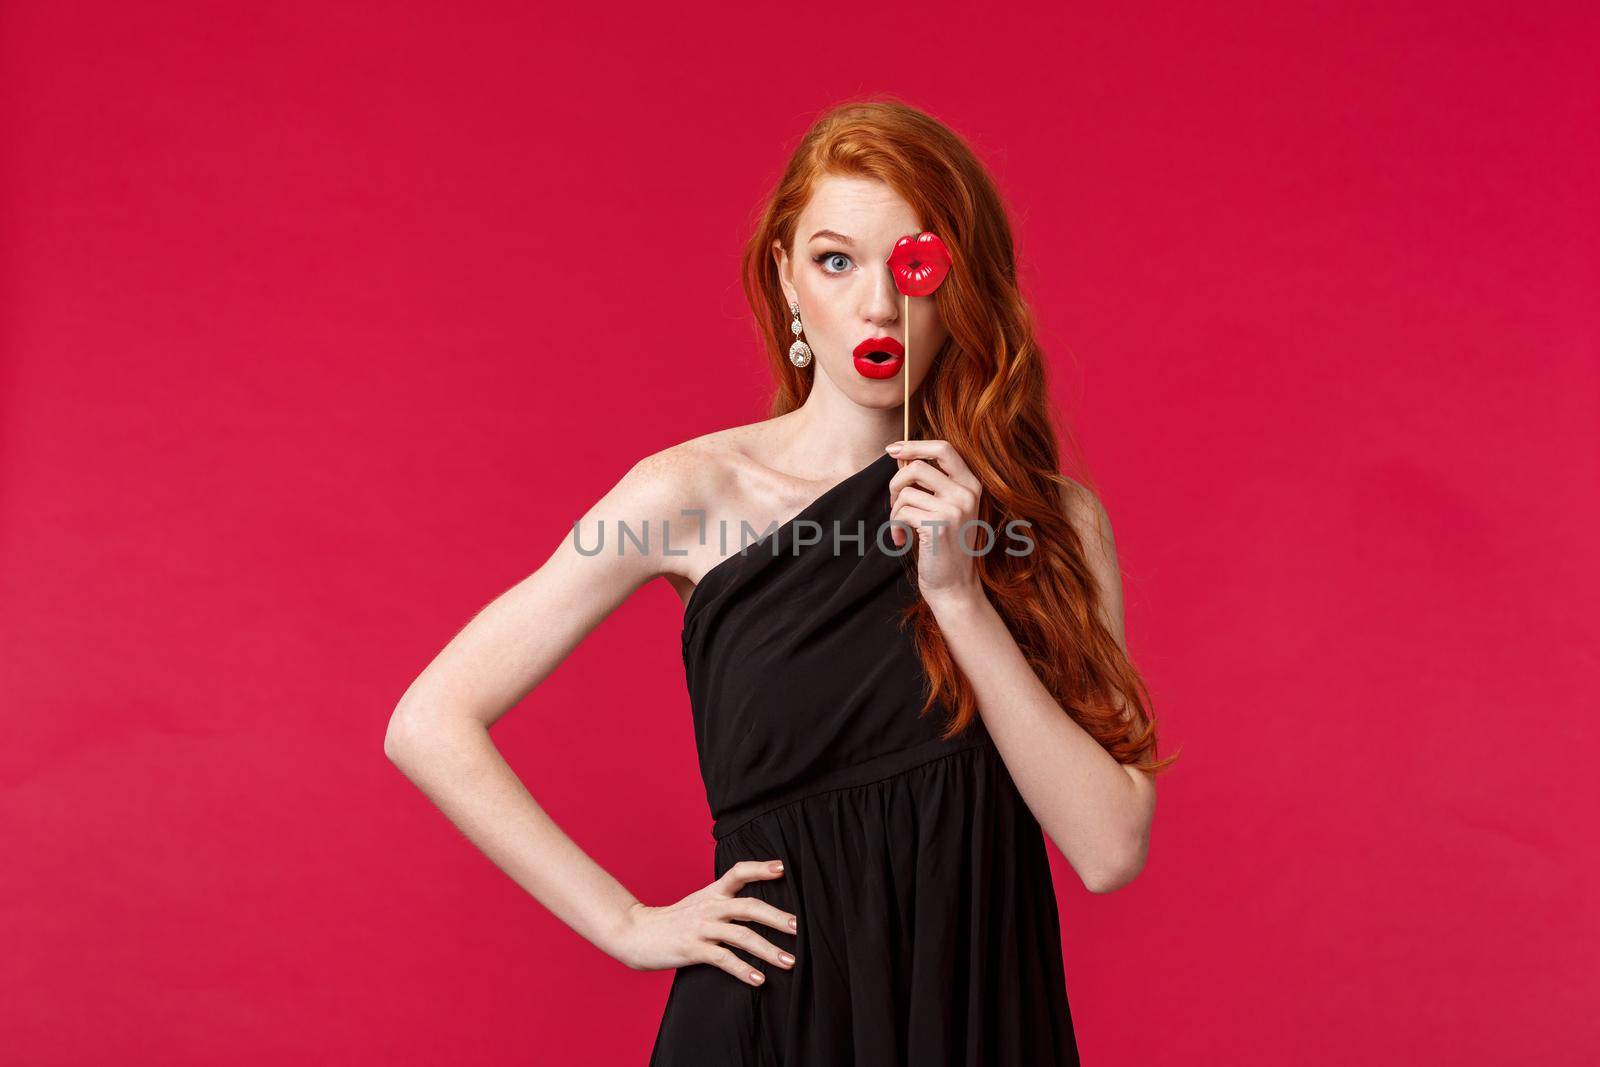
[[779, 382, 905, 478]]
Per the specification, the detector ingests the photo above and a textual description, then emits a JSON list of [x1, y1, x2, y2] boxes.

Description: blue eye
[[812, 251, 853, 275]]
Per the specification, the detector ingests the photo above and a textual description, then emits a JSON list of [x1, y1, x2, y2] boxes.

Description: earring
[[788, 300, 813, 368]]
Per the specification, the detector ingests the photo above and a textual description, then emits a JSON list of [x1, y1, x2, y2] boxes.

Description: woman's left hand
[[885, 439, 988, 607]]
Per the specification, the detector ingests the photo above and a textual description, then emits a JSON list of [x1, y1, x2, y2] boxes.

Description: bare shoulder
[[617, 437, 721, 515], [615, 426, 756, 515], [605, 425, 767, 586], [1056, 475, 1126, 649], [1057, 475, 1115, 552], [1056, 477, 1151, 800]]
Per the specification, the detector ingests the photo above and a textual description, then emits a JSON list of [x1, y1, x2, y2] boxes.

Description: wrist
[[601, 900, 646, 961], [923, 579, 990, 621]]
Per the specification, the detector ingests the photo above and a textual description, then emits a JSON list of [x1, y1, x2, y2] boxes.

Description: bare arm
[[383, 450, 797, 986], [927, 480, 1156, 893], [383, 455, 671, 953], [886, 440, 1157, 894]]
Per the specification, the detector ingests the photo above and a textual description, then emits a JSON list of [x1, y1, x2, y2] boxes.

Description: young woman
[[385, 99, 1173, 1066]]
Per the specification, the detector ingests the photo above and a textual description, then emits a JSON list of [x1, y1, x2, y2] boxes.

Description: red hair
[[740, 97, 1176, 774]]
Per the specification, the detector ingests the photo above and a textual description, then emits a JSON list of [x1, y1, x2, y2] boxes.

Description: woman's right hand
[[610, 860, 798, 987]]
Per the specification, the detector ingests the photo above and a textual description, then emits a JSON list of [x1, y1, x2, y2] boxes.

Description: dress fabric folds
[[649, 452, 1079, 1066]]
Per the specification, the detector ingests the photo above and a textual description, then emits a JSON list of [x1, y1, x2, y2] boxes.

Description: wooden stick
[[903, 293, 910, 442]]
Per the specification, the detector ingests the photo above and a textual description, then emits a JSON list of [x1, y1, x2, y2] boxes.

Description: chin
[[847, 385, 909, 410], [816, 363, 914, 406]]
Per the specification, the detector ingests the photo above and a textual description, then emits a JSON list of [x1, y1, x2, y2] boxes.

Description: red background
[[3, 2, 1595, 1063]]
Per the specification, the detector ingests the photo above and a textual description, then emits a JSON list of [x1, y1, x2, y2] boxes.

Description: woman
[[385, 99, 1173, 1065]]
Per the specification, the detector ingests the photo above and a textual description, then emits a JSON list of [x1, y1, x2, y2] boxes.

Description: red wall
[[2, 2, 1594, 1063]]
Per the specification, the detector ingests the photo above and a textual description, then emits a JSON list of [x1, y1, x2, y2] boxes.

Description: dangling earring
[[788, 300, 813, 368]]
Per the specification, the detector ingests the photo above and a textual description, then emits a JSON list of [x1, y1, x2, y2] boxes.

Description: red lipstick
[[852, 336, 905, 380]]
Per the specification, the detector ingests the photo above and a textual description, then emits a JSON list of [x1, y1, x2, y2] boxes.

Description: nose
[[862, 261, 900, 329]]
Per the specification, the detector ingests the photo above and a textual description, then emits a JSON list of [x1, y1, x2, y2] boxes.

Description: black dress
[[649, 452, 1080, 1066]]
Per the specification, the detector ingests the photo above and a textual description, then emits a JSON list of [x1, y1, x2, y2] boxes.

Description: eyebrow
[[808, 229, 856, 246]]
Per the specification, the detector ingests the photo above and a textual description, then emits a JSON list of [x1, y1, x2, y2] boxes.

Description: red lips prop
[[887, 231, 952, 297], [884, 230, 952, 447]]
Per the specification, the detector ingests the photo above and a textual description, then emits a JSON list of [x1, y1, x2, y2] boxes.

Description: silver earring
[[787, 300, 813, 368]]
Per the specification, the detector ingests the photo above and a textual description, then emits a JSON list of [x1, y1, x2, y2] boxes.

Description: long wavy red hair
[[740, 97, 1176, 774]]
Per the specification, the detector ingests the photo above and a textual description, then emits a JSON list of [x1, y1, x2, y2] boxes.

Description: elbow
[[1081, 832, 1150, 895], [1083, 862, 1140, 895], [384, 703, 429, 766], [383, 719, 404, 764], [386, 699, 482, 767], [386, 696, 488, 767], [1083, 768, 1156, 893]]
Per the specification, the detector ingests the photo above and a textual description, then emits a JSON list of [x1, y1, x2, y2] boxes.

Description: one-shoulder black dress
[[649, 452, 1080, 1066]]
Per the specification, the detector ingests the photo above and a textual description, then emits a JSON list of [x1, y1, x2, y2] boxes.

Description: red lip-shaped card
[[887, 231, 952, 297]]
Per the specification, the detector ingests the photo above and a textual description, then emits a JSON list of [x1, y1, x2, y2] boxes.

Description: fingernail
[[751, 971, 764, 983], [780, 953, 795, 965], [771, 861, 784, 873], [788, 917, 797, 931], [885, 442, 903, 454]]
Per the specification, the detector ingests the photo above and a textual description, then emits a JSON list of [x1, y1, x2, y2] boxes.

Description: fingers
[[893, 485, 942, 513], [716, 858, 786, 893], [702, 860, 799, 987], [723, 894, 798, 936], [886, 442, 983, 552], [886, 439, 978, 491], [888, 506, 936, 547], [699, 942, 771, 987], [706, 921, 796, 976], [887, 455, 981, 549], [889, 457, 961, 498], [890, 458, 980, 515]]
